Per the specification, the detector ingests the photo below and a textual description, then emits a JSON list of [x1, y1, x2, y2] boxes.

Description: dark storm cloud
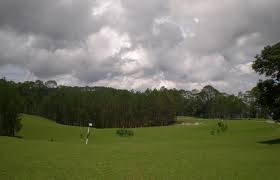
[[0, 0, 280, 93], [0, 0, 97, 46]]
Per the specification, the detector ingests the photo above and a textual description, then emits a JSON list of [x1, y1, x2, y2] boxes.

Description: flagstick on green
[[86, 123, 92, 145]]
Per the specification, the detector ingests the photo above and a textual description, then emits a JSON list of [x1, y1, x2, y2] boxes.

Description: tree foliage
[[253, 42, 280, 81], [14, 81, 179, 128], [180, 86, 255, 119], [252, 42, 280, 121], [0, 79, 23, 136]]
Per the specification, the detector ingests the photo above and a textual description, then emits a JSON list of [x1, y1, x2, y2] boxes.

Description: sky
[[0, 0, 280, 94]]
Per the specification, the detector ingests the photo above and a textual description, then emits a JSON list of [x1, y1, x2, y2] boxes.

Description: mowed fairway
[[1, 115, 280, 180]]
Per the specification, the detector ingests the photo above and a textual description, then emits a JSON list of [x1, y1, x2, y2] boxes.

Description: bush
[[116, 128, 134, 137], [217, 121, 228, 132], [210, 121, 228, 135]]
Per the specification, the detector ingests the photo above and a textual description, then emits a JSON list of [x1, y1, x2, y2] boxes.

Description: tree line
[[0, 78, 267, 136], [180, 85, 267, 119]]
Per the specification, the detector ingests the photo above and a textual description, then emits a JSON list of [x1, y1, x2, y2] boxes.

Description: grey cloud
[[0, 0, 97, 47]]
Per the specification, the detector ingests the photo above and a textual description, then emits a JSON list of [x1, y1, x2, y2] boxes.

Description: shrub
[[116, 128, 134, 137], [210, 121, 228, 135], [217, 121, 228, 132]]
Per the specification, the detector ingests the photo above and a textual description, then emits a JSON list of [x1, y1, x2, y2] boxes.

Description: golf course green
[[0, 114, 280, 180]]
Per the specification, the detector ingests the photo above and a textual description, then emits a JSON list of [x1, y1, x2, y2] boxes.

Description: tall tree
[[252, 42, 280, 121], [0, 79, 23, 136]]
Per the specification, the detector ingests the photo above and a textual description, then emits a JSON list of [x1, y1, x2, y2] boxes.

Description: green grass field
[[1, 114, 280, 180]]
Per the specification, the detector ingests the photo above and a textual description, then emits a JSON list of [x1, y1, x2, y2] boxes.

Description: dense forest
[[0, 77, 268, 136]]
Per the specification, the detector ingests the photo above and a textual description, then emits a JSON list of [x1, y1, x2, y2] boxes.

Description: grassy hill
[[0, 114, 280, 180]]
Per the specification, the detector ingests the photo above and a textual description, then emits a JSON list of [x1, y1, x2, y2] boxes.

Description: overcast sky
[[0, 0, 280, 93]]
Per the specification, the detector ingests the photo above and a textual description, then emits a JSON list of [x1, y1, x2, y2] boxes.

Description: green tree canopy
[[252, 42, 280, 121], [0, 79, 23, 136], [253, 42, 280, 81]]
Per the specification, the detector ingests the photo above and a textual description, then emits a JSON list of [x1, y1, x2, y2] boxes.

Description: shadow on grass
[[259, 138, 280, 145]]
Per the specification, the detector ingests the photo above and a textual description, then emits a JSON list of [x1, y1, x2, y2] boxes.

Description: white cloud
[[86, 26, 131, 60], [92, 72, 176, 90], [231, 62, 254, 75], [236, 33, 261, 47], [152, 16, 195, 39], [119, 47, 151, 74], [91, 0, 124, 17], [193, 17, 200, 23]]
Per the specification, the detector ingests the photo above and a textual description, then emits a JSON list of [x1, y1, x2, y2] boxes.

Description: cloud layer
[[0, 0, 280, 93]]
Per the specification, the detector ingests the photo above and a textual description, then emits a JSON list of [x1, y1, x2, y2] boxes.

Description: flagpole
[[86, 123, 92, 145]]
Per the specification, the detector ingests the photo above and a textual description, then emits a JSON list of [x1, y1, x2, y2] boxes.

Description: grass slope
[[0, 114, 280, 180]]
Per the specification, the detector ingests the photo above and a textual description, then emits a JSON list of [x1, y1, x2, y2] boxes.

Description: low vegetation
[[210, 121, 228, 135], [116, 128, 134, 137]]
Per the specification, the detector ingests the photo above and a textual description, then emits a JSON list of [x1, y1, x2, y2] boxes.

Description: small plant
[[210, 121, 228, 135], [116, 128, 134, 137], [217, 121, 228, 132]]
